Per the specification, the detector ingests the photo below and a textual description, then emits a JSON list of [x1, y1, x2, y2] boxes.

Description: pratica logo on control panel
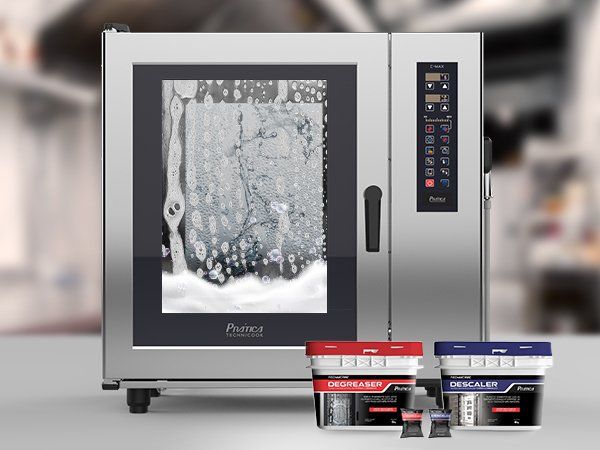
[[225, 323, 264, 338], [429, 195, 447, 203]]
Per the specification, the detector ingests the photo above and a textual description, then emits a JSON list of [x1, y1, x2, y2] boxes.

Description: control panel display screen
[[417, 62, 457, 212]]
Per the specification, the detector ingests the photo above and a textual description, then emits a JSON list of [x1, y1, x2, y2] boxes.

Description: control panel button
[[440, 135, 450, 145], [441, 157, 450, 166], [440, 179, 450, 188], [425, 103, 435, 112], [425, 179, 435, 188], [425, 157, 435, 166], [425, 124, 435, 133], [441, 146, 450, 155], [440, 103, 450, 112], [425, 168, 435, 177], [441, 82, 450, 90], [440, 168, 450, 177], [425, 82, 434, 90], [440, 123, 451, 133], [425, 135, 435, 144], [425, 146, 435, 156]]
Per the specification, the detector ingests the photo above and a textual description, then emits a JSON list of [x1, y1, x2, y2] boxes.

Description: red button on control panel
[[425, 179, 435, 188]]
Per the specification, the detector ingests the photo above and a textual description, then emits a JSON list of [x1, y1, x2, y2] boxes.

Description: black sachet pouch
[[428, 409, 452, 438], [400, 408, 424, 438]]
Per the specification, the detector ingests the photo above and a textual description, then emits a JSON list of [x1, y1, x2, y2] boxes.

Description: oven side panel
[[390, 33, 484, 380]]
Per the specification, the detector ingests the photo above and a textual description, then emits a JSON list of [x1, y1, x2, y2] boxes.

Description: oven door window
[[163, 79, 327, 314], [133, 66, 356, 346]]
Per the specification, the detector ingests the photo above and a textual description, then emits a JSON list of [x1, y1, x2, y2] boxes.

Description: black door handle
[[364, 186, 383, 252]]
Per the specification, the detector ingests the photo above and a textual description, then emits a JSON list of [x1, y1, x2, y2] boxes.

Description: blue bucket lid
[[434, 341, 552, 357]]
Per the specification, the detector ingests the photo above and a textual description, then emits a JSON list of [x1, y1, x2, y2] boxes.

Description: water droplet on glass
[[270, 201, 288, 214], [208, 270, 218, 280], [204, 93, 213, 107], [294, 92, 301, 102], [288, 254, 295, 263], [262, 276, 271, 284], [267, 248, 281, 262]]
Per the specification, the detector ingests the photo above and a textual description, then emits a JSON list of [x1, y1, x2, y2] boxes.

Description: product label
[[313, 375, 416, 427], [442, 375, 544, 427]]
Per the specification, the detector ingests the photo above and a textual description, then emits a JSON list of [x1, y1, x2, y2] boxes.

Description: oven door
[[103, 33, 389, 381]]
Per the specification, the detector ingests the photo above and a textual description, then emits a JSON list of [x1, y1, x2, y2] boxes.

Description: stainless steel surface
[[118, 380, 312, 389], [103, 33, 389, 381], [1, 335, 592, 449], [390, 33, 484, 378]]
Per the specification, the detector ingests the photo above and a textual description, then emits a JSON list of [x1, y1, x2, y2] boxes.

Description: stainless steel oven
[[102, 28, 489, 413]]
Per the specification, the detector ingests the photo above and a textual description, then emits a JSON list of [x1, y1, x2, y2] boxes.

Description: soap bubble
[[267, 248, 281, 262], [270, 201, 288, 214]]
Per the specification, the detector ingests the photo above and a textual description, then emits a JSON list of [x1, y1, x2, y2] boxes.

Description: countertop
[[0, 335, 595, 449]]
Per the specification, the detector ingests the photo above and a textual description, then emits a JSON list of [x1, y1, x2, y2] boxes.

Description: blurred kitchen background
[[0, 0, 598, 335]]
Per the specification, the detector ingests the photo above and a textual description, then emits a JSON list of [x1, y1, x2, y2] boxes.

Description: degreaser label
[[313, 375, 416, 427]]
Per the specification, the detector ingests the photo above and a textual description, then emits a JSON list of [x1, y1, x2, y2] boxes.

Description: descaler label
[[442, 375, 545, 427]]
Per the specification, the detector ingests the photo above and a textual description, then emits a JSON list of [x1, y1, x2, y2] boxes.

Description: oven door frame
[[103, 32, 389, 382]]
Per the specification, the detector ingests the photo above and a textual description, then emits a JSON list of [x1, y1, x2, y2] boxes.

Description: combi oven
[[102, 28, 490, 413]]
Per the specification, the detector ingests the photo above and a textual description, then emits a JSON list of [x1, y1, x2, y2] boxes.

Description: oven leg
[[150, 388, 161, 398], [425, 385, 444, 408], [435, 387, 444, 408], [127, 388, 151, 413]]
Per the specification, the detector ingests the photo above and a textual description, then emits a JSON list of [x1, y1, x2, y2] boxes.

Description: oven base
[[106, 378, 444, 413]]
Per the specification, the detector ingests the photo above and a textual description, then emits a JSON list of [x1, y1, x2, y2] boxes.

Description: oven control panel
[[416, 62, 458, 212]]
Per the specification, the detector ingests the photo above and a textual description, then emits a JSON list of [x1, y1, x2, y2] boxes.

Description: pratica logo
[[225, 322, 264, 338], [429, 195, 447, 203]]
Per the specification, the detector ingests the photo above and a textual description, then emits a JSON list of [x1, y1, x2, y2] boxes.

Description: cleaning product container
[[306, 341, 423, 430], [435, 342, 552, 430]]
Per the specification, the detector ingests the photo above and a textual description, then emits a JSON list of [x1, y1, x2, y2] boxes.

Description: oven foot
[[425, 386, 444, 408], [150, 388, 161, 398], [127, 388, 151, 413]]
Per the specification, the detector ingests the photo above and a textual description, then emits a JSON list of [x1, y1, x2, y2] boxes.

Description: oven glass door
[[132, 65, 357, 346]]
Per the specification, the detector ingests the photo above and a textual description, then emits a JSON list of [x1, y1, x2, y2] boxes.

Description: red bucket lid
[[306, 341, 423, 357]]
